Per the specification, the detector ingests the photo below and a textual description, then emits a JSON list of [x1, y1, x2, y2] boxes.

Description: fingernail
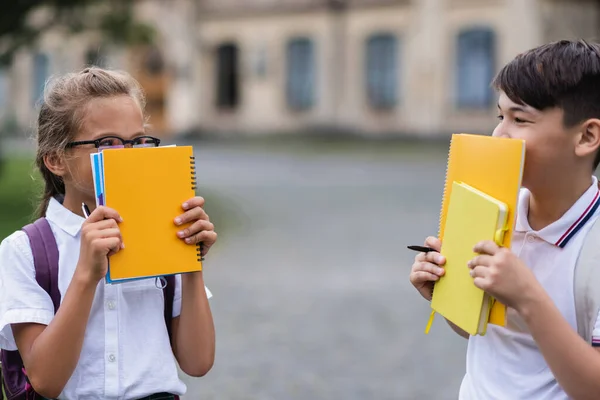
[[182, 202, 189, 210], [119, 216, 123, 222], [436, 255, 444, 263], [437, 267, 444, 274], [177, 231, 185, 238], [121, 243, 125, 249], [185, 238, 192, 244], [175, 217, 182, 225]]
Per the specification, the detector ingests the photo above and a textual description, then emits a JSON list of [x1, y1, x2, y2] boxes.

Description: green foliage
[[0, 157, 41, 241], [0, 0, 155, 66]]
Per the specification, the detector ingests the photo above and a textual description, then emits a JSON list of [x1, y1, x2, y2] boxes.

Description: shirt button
[[108, 354, 116, 362], [527, 235, 535, 243], [107, 301, 116, 310]]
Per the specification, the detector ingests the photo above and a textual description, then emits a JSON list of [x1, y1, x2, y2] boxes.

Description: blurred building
[[0, 0, 599, 139]]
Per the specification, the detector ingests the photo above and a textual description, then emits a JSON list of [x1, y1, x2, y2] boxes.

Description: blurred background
[[0, 0, 598, 399]]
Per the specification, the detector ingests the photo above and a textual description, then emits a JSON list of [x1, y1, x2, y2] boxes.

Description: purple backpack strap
[[22, 218, 60, 312], [0, 218, 59, 400]]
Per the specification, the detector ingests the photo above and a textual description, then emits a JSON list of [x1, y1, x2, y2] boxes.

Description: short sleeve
[[0, 231, 55, 350], [593, 309, 600, 347], [171, 274, 212, 318]]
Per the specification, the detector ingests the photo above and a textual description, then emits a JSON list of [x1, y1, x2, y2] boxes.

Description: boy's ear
[[576, 119, 600, 159], [43, 152, 67, 178]]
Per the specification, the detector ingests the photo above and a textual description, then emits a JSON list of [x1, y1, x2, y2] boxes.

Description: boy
[[410, 39, 600, 399]]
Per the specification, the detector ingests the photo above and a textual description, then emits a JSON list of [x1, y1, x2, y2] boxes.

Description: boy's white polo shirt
[[459, 176, 600, 400], [0, 198, 212, 400]]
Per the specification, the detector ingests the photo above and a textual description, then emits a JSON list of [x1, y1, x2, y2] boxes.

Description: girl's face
[[63, 95, 146, 206]]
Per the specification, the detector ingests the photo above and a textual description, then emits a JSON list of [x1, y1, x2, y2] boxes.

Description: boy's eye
[[496, 115, 504, 121]]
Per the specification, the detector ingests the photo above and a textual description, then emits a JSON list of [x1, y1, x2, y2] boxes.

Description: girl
[[0, 67, 217, 399]]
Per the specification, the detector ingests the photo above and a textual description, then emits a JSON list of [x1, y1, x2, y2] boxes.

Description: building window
[[456, 28, 495, 109], [32, 52, 49, 105], [365, 33, 398, 109], [216, 43, 239, 109], [286, 37, 315, 111]]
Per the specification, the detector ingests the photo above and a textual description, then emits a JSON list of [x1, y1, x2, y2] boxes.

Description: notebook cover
[[101, 146, 202, 281], [438, 134, 525, 326], [431, 181, 508, 335]]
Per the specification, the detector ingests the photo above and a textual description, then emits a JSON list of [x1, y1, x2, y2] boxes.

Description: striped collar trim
[[515, 176, 600, 248], [554, 189, 600, 248]]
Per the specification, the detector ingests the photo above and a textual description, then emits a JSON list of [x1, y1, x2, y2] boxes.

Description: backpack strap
[[574, 215, 600, 343], [163, 275, 176, 345], [22, 218, 60, 312]]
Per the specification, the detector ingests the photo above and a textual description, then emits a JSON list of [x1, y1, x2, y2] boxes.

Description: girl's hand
[[174, 196, 218, 257], [76, 206, 124, 284]]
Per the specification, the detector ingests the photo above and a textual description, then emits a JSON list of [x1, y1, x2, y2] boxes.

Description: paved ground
[[177, 139, 468, 400]]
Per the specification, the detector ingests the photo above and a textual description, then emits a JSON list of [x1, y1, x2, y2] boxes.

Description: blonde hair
[[35, 67, 146, 218]]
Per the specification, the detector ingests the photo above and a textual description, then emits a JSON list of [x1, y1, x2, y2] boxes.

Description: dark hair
[[492, 39, 600, 169], [35, 67, 146, 218]]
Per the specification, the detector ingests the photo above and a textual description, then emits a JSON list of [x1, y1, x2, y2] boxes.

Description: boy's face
[[493, 91, 579, 189], [64, 95, 146, 206]]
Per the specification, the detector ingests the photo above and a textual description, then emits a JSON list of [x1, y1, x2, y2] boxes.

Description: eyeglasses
[[66, 135, 161, 150]]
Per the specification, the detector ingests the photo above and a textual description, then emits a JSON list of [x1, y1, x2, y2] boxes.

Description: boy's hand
[[468, 240, 542, 311], [409, 236, 446, 301], [174, 196, 218, 257]]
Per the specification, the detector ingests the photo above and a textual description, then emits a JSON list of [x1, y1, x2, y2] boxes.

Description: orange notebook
[[99, 146, 202, 283], [438, 134, 525, 326]]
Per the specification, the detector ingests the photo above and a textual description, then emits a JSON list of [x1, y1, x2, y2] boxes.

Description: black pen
[[82, 202, 91, 218], [407, 245, 436, 253]]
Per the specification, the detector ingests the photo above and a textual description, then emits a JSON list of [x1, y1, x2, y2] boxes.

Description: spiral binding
[[196, 243, 204, 262], [190, 155, 203, 263], [438, 135, 455, 240], [190, 155, 197, 191], [430, 135, 455, 305]]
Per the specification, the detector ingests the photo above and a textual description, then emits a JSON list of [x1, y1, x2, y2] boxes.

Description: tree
[[0, 0, 155, 66]]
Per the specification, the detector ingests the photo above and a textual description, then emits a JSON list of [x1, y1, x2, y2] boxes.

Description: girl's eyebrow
[[91, 131, 146, 139]]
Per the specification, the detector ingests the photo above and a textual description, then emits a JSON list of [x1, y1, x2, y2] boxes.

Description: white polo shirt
[[0, 198, 212, 400], [459, 176, 600, 399]]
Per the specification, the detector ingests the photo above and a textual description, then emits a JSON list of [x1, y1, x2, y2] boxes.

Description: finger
[[96, 237, 123, 257], [424, 236, 442, 252], [88, 218, 119, 231], [469, 265, 488, 279], [177, 220, 214, 239], [410, 271, 441, 283], [87, 206, 123, 224], [473, 240, 500, 255], [184, 230, 217, 247], [182, 196, 205, 211], [467, 254, 494, 269], [412, 260, 445, 275], [420, 251, 445, 266], [91, 229, 124, 248], [174, 206, 209, 226]]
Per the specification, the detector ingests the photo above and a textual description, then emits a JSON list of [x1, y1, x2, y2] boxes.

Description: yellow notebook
[[97, 146, 202, 283], [438, 133, 525, 326], [430, 181, 508, 336]]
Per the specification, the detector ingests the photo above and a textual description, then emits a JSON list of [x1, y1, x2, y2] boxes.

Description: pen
[[82, 202, 91, 218], [407, 245, 436, 253]]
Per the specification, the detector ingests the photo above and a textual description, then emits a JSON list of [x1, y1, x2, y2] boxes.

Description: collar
[[45, 196, 85, 237], [515, 176, 600, 248]]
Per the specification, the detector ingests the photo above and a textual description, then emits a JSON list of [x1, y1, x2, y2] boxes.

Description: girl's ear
[[43, 152, 67, 178]]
